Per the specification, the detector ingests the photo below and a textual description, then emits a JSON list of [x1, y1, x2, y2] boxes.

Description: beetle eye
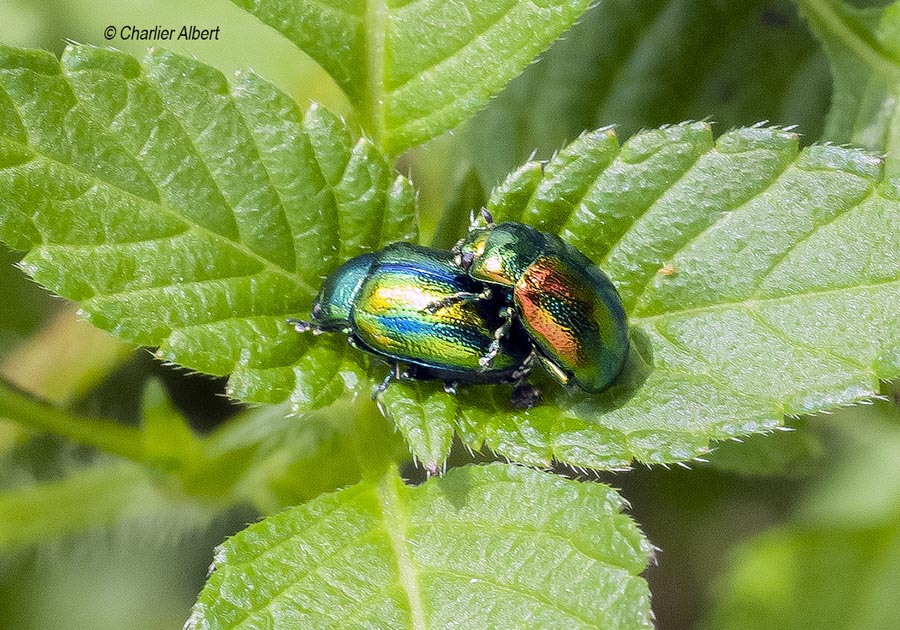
[[459, 252, 475, 270]]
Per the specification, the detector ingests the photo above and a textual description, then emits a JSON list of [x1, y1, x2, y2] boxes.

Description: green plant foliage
[[705, 401, 900, 630], [188, 463, 653, 630], [390, 122, 900, 468], [800, 0, 900, 174], [3, 44, 900, 471], [230, 0, 591, 156], [0, 462, 213, 551], [700, 421, 823, 477], [0, 385, 399, 550], [797, 399, 900, 528], [380, 382, 455, 474], [706, 524, 900, 630], [705, 392, 900, 630], [204, 399, 406, 511], [0, 43, 416, 413], [464, 0, 832, 186]]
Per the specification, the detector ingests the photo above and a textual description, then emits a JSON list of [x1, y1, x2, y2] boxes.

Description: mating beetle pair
[[290, 212, 630, 408]]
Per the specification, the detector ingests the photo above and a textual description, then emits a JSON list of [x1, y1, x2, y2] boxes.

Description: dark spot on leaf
[[760, 8, 790, 28], [719, 81, 737, 104]]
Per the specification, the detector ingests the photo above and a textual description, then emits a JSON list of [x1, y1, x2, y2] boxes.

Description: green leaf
[[705, 402, 900, 630], [0, 395, 393, 547], [230, 0, 591, 155], [0, 462, 215, 551], [206, 400, 407, 511], [797, 398, 900, 528], [706, 523, 900, 630], [381, 381, 455, 474], [188, 463, 653, 630], [391, 122, 900, 467], [0, 44, 416, 412], [141, 379, 204, 474], [463, 0, 832, 185], [800, 0, 900, 174], [5, 45, 900, 471], [700, 420, 823, 477]]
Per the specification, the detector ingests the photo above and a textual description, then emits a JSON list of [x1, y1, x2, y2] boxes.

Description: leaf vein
[[636, 277, 900, 324], [387, 1, 518, 94], [376, 473, 428, 629], [596, 134, 713, 267], [414, 518, 639, 573], [22, 143, 316, 297], [746, 308, 873, 376], [747, 186, 878, 299], [228, 83, 299, 272], [422, 566, 612, 627], [229, 528, 385, 629], [632, 151, 795, 306], [650, 323, 781, 410]]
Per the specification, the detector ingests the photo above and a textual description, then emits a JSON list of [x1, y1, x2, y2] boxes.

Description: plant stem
[[798, 0, 900, 84], [0, 378, 145, 462], [0, 463, 145, 550]]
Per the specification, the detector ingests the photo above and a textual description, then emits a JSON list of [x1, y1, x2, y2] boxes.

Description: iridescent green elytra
[[455, 220, 629, 393], [292, 243, 534, 395]]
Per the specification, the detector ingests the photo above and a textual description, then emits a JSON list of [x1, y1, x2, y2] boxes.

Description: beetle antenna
[[287, 318, 314, 333]]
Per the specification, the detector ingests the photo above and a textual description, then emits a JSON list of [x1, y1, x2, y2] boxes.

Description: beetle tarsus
[[372, 364, 403, 400], [510, 350, 535, 384], [443, 381, 458, 395]]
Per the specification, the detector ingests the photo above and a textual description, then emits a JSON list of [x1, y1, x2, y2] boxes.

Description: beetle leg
[[372, 363, 402, 400], [287, 318, 338, 337], [424, 287, 491, 313], [535, 354, 571, 386], [443, 381, 458, 396], [480, 208, 495, 227], [510, 349, 535, 385], [479, 306, 515, 369]]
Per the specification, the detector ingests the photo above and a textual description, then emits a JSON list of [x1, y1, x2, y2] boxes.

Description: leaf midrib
[[375, 473, 428, 630], [365, 0, 388, 151], [6, 138, 316, 298], [634, 277, 900, 324]]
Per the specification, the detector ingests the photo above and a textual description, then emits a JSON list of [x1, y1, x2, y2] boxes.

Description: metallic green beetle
[[453, 212, 629, 393], [290, 242, 535, 399]]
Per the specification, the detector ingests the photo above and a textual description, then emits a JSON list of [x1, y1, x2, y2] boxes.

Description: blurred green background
[[1, 1, 899, 628]]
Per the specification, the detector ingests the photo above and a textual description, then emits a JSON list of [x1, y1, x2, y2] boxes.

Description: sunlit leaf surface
[[188, 464, 653, 630], [230, 0, 591, 155]]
